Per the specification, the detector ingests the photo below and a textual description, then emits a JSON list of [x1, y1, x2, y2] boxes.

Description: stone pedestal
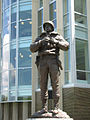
[[27, 118, 73, 120]]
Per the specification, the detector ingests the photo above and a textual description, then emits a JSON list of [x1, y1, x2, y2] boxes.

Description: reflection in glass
[[74, 0, 86, 15], [40, 0, 43, 8], [38, 9, 43, 27], [2, 71, 9, 92], [75, 26, 88, 39], [64, 26, 70, 38], [63, 0, 69, 14], [49, 1, 56, 21], [38, 27, 42, 36], [3, 8, 10, 27], [2, 26, 9, 45], [11, 0, 17, 4], [2, 44, 10, 71], [9, 90, 16, 101], [38, 8, 43, 35], [64, 50, 70, 70], [19, 21, 32, 38], [9, 70, 16, 88], [11, 23, 16, 40], [76, 39, 89, 71], [63, 14, 69, 26], [3, 0, 10, 9], [19, 2, 32, 21], [49, 1, 56, 29], [18, 44, 32, 67], [75, 13, 87, 26], [10, 42, 16, 69], [11, 6, 17, 22], [1, 92, 8, 101], [18, 68, 32, 85]]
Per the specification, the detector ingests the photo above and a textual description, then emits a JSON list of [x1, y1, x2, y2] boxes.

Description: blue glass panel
[[2, 71, 9, 92], [3, 8, 10, 27], [2, 26, 10, 45], [19, 20, 32, 38], [11, 23, 16, 40], [3, 0, 10, 9], [10, 42, 16, 69], [18, 44, 32, 67], [9, 70, 16, 88], [2, 44, 10, 71], [49, 1, 56, 21], [63, 0, 69, 14], [18, 68, 32, 85], [11, 6, 17, 22], [11, 0, 17, 4], [19, 2, 32, 21]]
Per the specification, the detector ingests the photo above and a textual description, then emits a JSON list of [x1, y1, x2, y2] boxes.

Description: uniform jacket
[[30, 31, 69, 56]]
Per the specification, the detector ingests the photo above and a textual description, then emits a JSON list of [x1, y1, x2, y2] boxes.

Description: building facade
[[0, 0, 32, 120], [0, 0, 90, 120]]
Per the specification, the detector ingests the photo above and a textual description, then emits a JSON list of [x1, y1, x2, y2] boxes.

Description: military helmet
[[43, 21, 54, 32]]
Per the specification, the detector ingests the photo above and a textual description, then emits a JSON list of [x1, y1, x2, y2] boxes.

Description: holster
[[57, 59, 63, 70], [35, 56, 40, 68]]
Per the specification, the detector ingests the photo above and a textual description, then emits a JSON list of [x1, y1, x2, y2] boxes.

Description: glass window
[[1, 91, 8, 101], [10, 42, 16, 69], [64, 26, 70, 38], [75, 13, 87, 27], [9, 90, 16, 101], [3, 8, 10, 27], [76, 39, 89, 71], [18, 42, 32, 68], [2, 71, 9, 92], [49, 1, 56, 29], [18, 68, 32, 85], [19, 2, 32, 21], [49, 1, 56, 20], [9, 69, 16, 89], [2, 26, 10, 45], [2, 44, 10, 71], [63, 0, 69, 14], [40, 0, 43, 8], [75, 26, 88, 39], [11, 5, 17, 22], [11, 0, 17, 4], [38, 9, 43, 35], [74, 0, 86, 15], [11, 23, 16, 41], [63, 14, 69, 26], [3, 0, 10, 9], [19, 20, 32, 38], [76, 39, 89, 82]]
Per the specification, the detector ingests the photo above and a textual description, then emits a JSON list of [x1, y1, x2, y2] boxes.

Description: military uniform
[[30, 21, 69, 111]]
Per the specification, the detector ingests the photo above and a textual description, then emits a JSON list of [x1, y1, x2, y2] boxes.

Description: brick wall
[[63, 87, 90, 120]]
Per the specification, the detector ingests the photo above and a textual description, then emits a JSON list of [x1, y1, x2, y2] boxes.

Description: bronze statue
[[30, 21, 70, 118]]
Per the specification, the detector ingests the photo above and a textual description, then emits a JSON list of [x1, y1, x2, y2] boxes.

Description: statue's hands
[[39, 37, 50, 45], [50, 38, 59, 44]]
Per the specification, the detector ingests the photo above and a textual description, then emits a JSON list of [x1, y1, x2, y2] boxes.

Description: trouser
[[39, 55, 60, 109]]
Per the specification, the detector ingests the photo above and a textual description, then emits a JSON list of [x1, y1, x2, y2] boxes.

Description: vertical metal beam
[[16, 0, 19, 101]]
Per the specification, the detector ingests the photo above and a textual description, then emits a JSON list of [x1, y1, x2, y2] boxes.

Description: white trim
[[63, 83, 90, 88], [69, 0, 77, 83]]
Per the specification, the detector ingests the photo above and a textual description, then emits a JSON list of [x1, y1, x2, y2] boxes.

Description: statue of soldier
[[30, 21, 69, 115]]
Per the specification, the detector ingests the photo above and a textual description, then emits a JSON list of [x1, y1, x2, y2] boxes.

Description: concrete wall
[[63, 87, 90, 120], [0, 102, 31, 120]]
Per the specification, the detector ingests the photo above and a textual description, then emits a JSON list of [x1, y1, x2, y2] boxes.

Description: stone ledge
[[27, 118, 73, 120]]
